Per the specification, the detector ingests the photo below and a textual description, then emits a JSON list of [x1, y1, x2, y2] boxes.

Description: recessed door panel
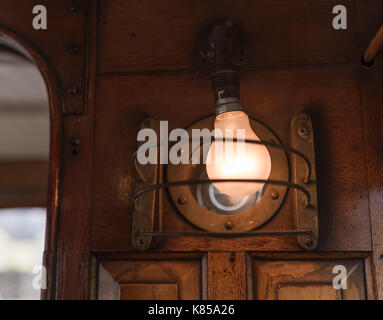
[[97, 259, 204, 300], [250, 259, 366, 300]]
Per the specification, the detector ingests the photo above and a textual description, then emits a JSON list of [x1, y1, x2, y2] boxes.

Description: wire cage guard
[[131, 113, 318, 251]]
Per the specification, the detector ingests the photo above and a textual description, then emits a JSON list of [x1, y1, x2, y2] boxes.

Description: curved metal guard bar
[[137, 230, 312, 238], [131, 137, 312, 184], [132, 114, 318, 250], [132, 178, 312, 208]]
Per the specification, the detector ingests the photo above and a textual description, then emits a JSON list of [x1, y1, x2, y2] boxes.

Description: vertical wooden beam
[[56, 116, 93, 299], [55, 0, 98, 299], [356, 0, 383, 300], [208, 252, 246, 299], [360, 62, 383, 299], [364, 256, 378, 300]]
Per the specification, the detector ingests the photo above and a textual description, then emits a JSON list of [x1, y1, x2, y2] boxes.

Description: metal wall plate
[[167, 115, 289, 233], [291, 113, 319, 250], [198, 19, 245, 65], [132, 119, 161, 250]]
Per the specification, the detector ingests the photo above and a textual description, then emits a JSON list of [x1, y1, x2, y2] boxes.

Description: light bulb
[[206, 111, 272, 198]]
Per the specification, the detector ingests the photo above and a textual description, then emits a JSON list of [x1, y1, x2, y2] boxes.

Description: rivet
[[225, 20, 233, 28], [70, 137, 80, 146], [69, 5, 79, 13], [67, 86, 79, 95], [207, 50, 215, 58], [304, 237, 313, 247], [271, 191, 279, 200], [68, 45, 79, 54], [225, 220, 233, 230], [297, 126, 310, 140], [178, 196, 186, 205]]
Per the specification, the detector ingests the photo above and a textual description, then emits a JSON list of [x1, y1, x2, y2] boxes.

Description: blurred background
[[0, 45, 48, 299]]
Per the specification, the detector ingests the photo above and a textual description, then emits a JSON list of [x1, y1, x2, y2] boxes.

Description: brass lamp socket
[[210, 68, 244, 115], [198, 19, 246, 115]]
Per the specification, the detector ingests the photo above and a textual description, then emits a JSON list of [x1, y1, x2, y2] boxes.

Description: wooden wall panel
[[91, 64, 370, 252], [360, 49, 383, 301], [356, 0, 383, 300], [251, 259, 366, 300], [53, 0, 98, 299], [120, 283, 178, 300], [1, 0, 381, 299], [277, 284, 341, 300], [55, 115, 94, 299], [97, 259, 203, 300], [98, 0, 356, 73], [74, 0, 380, 299], [361, 63, 383, 300], [241, 66, 371, 251], [0, 0, 88, 114], [208, 252, 246, 299]]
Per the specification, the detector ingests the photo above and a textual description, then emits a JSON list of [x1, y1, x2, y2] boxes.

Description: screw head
[[69, 5, 79, 12], [207, 50, 215, 58], [225, 220, 234, 230], [67, 86, 79, 95], [297, 126, 310, 140], [68, 45, 79, 54], [178, 196, 186, 205], [304, 237, 314, 247], [225, 20, 233, 28], [271, 190, 279, 200], [70, 137, 80, 146]]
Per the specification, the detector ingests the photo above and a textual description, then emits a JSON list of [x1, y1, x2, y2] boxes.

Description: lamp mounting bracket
[[198, 19, 245, 69], [199, 19, 246, 114], [131, 119, 163, 251], [131, 113, 319, 251]]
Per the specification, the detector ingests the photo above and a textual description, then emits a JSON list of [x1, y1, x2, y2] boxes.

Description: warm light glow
[[206, 111, 272, 197]]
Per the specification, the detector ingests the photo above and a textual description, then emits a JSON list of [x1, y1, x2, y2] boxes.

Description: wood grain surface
[[208, 252, 246, 299], [251, 259, 366, 300], [91, 64, 370, 252], [98, 0, 356, 73], [1, 0, 382, 299]]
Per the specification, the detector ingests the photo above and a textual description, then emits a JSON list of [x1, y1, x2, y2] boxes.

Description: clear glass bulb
[[206, 111, 272, 198]]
